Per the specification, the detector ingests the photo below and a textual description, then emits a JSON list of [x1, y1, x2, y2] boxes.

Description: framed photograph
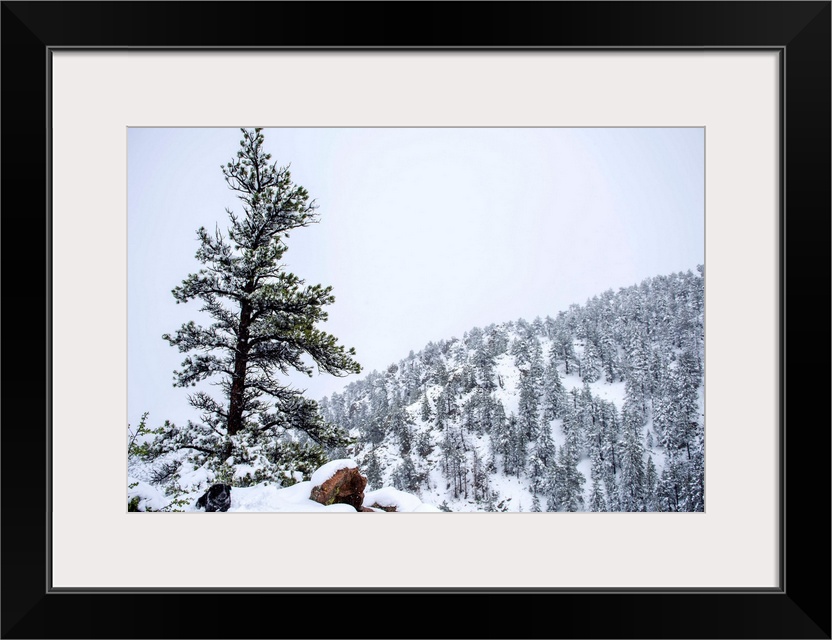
[[2, 2, 829, 638], [126, 124, 706, 518]]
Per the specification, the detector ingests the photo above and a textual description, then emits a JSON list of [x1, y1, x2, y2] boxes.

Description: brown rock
[[309, 466, 368, 511]]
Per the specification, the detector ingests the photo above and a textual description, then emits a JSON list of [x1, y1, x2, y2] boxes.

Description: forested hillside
[[320, 267, 705, 512]]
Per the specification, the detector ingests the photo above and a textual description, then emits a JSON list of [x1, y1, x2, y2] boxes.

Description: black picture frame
[[2, 2, 829, 638]]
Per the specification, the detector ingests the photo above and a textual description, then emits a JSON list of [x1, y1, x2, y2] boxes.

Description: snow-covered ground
[[128, 458, 440, 513]]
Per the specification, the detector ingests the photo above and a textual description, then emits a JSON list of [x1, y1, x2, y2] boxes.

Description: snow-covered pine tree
[[420, 393, 432, 422], [516, 367, 543, 447], [588, 451, 608, 512], [555, 441, 585, 512], [552, 315, 577, 375], [644, 454, 659, 512], [542, 349, 567, 421], [392, 453, 420, 493], [155, 128, 361, 483], [580, 338, 603, 383], [364, 448, 383, 489], [504, 413, 526, 477], [529, 422, 556, 495], [618, 401, 647, 512]]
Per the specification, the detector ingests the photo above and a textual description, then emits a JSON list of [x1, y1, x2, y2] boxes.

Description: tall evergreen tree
[[471, 446, 491, 502], [472, 336, 497, 391], [503, 414, 526, 477], [644, 455, 659, 512], [420, 393, 433, 423], [580, 338, 602, 383], [588, 451, 608, 512], [516, 335, 544, 442], [392, 453, 420, 493], [364, 448, 383, 489], [542, 350, 567, 422], [529, 422, 557, 495], [618, 389, 647, 511], [552, 317, 577, 376], [389, 402, 414, 455], [556, 442, 585, 512], [156, 128, 360, 480], [672, 348, 702, 459], [489, 400, 508, 471]]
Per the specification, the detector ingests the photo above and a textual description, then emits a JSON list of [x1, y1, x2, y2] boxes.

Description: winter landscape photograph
[[128, 126, 705, 514]]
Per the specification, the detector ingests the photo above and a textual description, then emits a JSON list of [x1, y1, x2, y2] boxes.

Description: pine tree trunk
[[227, 298, 252, 436]]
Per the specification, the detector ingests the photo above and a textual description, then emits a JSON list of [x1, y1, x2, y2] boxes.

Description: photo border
[[2, 2, 829, 638]]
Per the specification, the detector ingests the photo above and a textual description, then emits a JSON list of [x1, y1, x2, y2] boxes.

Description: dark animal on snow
[[195, 483, 232, 512]]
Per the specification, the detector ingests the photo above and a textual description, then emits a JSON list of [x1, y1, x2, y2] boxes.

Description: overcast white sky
[[128, 127, 704, 430]]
